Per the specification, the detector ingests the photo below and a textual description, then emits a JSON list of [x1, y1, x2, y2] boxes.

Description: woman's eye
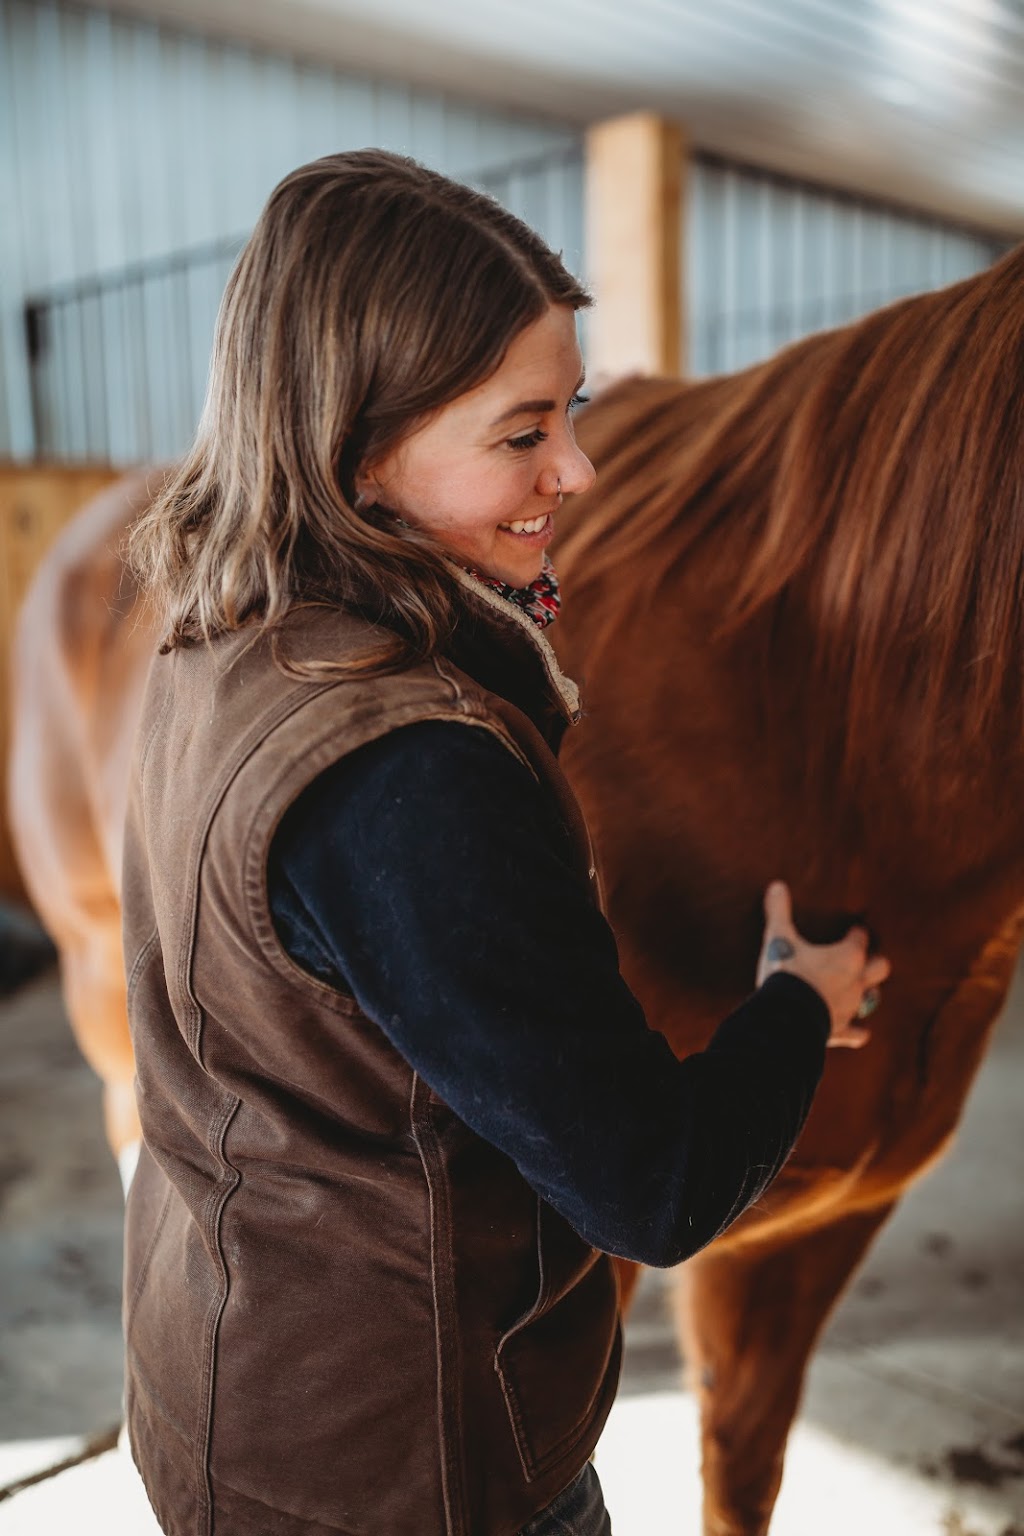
[[569, 393, 589, 411], [507, 428, 548, 452]]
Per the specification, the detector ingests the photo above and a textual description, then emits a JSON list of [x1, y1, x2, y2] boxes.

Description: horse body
[[550, 247, 1024, 1530], [8, 467, 166, 1153], [9, 248, 1024, 1534]]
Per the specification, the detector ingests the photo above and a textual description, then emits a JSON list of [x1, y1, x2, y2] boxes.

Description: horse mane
[[564, 241, 1024, 823]]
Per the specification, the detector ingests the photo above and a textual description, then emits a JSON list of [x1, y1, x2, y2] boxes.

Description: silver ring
[[856, 987, 881, 1020], [556, 476, 563, 505]]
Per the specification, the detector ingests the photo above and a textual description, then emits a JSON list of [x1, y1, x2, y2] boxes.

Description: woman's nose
[[546, 443, 596, 498]]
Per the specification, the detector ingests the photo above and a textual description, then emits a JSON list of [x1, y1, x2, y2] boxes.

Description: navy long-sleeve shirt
[[267, 718, 830, 1268]]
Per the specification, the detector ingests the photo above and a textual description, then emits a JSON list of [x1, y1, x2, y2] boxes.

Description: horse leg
[[613, 1256, 644, 1315], [674, 1202, 896, 1536], [60, 922, 139, 1183]]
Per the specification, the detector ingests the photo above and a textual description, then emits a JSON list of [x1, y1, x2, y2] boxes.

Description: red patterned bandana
[[467, 555, 561, 630]]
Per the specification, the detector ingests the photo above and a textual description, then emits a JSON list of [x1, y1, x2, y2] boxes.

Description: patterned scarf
[[467, 554, 561, 630]]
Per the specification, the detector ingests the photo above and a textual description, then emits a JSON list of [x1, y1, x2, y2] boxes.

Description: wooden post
[[0, 463, 120, 902], [584, 113, 687, 378]]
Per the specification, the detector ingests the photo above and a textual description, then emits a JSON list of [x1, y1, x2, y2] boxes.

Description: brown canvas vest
[[121, 578, 622, 1536]]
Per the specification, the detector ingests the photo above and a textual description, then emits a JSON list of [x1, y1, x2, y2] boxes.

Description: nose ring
[[556, 477, 563, 506]]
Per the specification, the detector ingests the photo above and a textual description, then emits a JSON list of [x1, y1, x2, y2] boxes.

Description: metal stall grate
[[24, 236, 245, 463], [22, 143, 586, 465], [687, 153, 1013, 378]]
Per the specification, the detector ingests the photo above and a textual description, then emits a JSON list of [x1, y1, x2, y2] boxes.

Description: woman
[[123, 149, 889, 1536]]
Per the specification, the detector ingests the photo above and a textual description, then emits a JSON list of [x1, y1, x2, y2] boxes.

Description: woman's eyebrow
[[488, 375, 587, 429], [489, 398, 555, 427]]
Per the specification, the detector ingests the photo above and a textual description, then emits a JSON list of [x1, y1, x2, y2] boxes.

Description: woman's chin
[[491, 560, 542, 588], [486, 545, 546, 588]]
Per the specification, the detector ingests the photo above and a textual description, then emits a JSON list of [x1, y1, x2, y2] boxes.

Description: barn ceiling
[[97, 0, 1024, 234]]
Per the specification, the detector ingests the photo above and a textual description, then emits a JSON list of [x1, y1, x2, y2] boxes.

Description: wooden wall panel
[[0, 462, 120, 901]]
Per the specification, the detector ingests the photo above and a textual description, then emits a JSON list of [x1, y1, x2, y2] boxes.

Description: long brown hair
[[561, 240, 1024, 821], [130, 149, 590, 670]]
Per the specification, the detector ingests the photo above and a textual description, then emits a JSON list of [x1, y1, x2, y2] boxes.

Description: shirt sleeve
[[267, 718, 830, 1267]]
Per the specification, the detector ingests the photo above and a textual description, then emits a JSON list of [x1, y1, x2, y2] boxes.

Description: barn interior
[[1, 0, 1023, 1531]]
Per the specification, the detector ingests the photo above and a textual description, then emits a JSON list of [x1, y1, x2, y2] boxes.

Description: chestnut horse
[[553, 238, 1024, 1533], [8, 242, 1024, 1534], [8, 467, 169, 1169]]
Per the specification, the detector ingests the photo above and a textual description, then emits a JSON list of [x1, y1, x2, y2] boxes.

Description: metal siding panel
[[684, 161, 703, 376], [131, 21, 175, 264], [721, 166, 739, 372], [185, 252, 231, 433], [563, 154, 586, 286], [375, 79, 414, 154], [218, 43, 276, 235], [32, 304, 58, 455], [59, 5, 97, 281], [756, 177, 774, 362], [802, 197, 827, 333], [83, 8, 126, 273], [157, 30, 190, 263], [53, 302, 75, 456], [33, 2, 76, 286], [440, 102, 485, 173], [255, 50, 304, 197], [12, 1, 50, 288], [122, 275, 149, 460], [736, 179, 757, 368], [3, 1, 579, 460], [331, 71, 377, 154], [98, 285, 125, 462], [410, 92, 448, 170], [0, 309, 11, 458], [0, 0, 33, 454], [62, 298, 89, 459], [79, 289, 106, 458], [702, 165, 727, 374], [110, 18, 142, 266], [295, 60, 347, 164], [475, 112, 522, 168], [176, 33, 220, 249], [688, 154, 1004, 377]]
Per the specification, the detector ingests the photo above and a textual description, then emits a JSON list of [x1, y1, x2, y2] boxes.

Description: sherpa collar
[[448, 562, 581, 726]]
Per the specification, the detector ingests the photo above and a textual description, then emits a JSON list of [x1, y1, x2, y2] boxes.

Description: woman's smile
[[497, 511, 555, 544]]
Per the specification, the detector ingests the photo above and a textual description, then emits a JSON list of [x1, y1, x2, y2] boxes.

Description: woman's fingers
[[844, 924, 870, 955], [763, 880, 794, 933], [831, 1021, 872, 1050], [864, 954, 892, 988]]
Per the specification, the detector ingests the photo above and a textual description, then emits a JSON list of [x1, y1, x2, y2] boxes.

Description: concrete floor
[[0, 966, 1022, 1534]]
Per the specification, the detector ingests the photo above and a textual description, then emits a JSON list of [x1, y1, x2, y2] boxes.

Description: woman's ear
[[352, 472, 379, 513]]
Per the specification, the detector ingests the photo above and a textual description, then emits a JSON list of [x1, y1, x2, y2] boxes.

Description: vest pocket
[[494, 1198, 621, 1481]]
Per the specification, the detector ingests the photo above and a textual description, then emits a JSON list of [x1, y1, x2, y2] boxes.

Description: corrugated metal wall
[[21, 142, 586, 465], [687, 153, 1008, 377], [2, 0, 1012, 461], [0, 0, 580, 460]]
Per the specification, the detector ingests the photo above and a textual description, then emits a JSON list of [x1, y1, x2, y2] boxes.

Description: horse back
[[554, 379, 1024, 1227], [8, 469, 165, 938]]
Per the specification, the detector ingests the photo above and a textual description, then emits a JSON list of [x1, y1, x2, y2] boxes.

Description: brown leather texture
[[121, 591, 621, 1536]]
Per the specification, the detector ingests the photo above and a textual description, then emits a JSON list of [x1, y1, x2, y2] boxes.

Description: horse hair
[[562, 242, 1024, 822]]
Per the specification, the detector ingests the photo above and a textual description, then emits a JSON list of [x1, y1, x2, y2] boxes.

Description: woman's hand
[[756, 880, 892, 1048]]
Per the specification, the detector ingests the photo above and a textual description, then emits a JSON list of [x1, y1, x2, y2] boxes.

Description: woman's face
[[361, 304, 596, 587]]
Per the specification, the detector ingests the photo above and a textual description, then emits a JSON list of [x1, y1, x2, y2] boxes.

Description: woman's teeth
[[499, 515, 549, 535]]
